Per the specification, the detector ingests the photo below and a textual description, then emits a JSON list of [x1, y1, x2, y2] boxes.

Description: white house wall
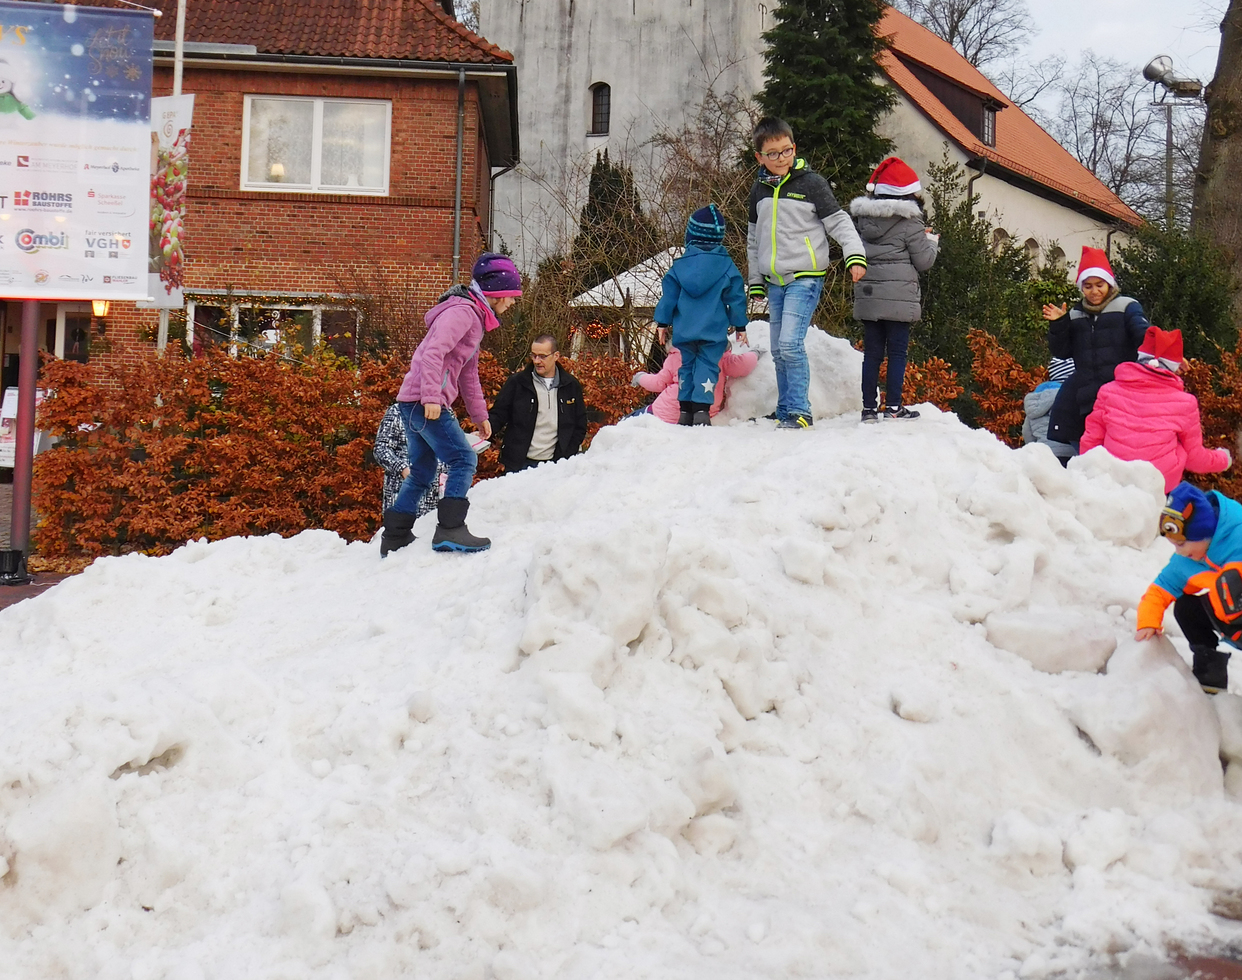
[[877, 95, 1124, 273], [479, 0, 768, 269]]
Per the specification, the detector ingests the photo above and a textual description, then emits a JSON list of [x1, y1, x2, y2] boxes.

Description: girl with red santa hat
[[1041, 245, 1151, 447], [849, 156, 940, 423], [1080, 325, 1231, 491]]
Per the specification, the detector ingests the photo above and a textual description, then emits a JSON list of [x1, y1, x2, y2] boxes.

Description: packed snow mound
[[4, 323, 1242, 980]]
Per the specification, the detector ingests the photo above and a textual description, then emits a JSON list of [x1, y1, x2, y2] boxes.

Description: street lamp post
[[1143, 55, 1203, 229]]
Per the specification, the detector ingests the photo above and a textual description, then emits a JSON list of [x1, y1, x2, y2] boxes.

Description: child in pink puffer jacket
[[1080, 326, 1231, 492], [633, 340, 758, 424]]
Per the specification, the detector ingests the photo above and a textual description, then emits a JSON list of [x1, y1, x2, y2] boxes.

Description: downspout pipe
[[488, 165, 515, 251], [452, 68, 466, 284], [966, 156, 988, 209]]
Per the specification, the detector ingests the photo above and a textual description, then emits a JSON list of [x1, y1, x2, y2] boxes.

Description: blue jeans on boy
[[675, 339, 728, 405], [390, 402, 476, 513], [767, 277, 825, 419], [861, 320, 911, 411]]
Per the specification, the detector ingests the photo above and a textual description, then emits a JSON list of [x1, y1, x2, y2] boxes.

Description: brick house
[[0, 0, 517, 393]]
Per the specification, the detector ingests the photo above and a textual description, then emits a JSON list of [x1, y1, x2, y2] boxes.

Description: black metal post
[[1165, 102, 1175, 229], [1, 299, 37, 585]]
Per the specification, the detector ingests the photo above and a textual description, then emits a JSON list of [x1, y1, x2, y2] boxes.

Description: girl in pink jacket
[[632, 340, 759, 424], [382, 253, 521, 557], [1080, 326, 1230, 492]]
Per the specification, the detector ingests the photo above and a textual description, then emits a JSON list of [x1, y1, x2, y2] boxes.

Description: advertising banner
[[0, 385, 46, 468], [0, 1, 153, 300], [145, 94, 192, 308]]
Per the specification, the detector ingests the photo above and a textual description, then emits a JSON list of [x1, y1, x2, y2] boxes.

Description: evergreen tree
[[571, 149, 660, 294], [758, 0, 896, 196]]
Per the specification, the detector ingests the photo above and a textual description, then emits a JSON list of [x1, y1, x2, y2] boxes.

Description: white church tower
[[478, 0, 770, 269]]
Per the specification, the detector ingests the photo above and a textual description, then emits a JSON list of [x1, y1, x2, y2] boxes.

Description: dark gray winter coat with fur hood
[[849, 196, 940, 323]]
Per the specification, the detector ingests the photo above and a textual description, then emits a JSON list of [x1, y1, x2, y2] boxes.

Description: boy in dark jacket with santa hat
[[653, 204, 750, 425], [1041, 245, 1150, 445]]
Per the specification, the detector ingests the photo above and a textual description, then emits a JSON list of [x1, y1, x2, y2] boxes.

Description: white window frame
[[55, 302, 91, 360], [240, 95, 392, 196]]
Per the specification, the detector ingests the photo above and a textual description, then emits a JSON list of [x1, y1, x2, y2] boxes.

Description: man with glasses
[[746, 116, 868, 429], [489, 334, 589, 474]]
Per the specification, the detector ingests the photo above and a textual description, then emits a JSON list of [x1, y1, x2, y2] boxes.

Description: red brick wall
[[91, 63, 498, 381]]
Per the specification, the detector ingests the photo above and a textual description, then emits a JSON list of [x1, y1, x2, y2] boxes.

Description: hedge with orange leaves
[[966, 329, 1046, 447], [1180, 337, 1242, 498], [33, 346, 649, 559]]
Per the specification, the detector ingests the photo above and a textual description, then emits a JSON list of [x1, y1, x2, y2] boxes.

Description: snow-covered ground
[[4, 323, 1242, 980]]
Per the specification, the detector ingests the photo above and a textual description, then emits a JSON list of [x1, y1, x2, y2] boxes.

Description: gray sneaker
[[776, 414, 813, 429]]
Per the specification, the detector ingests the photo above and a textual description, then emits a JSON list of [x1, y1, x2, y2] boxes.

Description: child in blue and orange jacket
[[653, 204, 750, 426], [1135, 482, 1242, 692]]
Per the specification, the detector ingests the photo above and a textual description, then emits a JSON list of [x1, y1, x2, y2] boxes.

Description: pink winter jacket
[[637, 347, 759, 423], [397, 286, 498, 425], [1080, 360, 1229, 492]]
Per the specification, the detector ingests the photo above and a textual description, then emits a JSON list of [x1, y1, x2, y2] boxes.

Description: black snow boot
[[692, 409, 711, 426], [1192, 644, 1231, 694], [380, 508, 416, 557], [432, 497, 491, 553], [678, 400, 694, 426]]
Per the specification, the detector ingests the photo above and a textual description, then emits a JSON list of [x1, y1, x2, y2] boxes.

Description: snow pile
[[4, 322, 1242, 979]]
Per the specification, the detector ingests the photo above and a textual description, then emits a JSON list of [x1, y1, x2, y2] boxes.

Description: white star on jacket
[[701, 379, 714, 394]]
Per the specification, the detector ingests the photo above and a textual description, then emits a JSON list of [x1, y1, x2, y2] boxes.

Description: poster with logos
[[0, 385, 47, 468], [144, 94, 192, 308], [0, 1, 153, 301]]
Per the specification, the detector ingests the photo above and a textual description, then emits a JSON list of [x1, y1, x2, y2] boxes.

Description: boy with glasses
[[746, 117, 868, 429], [1136, 481, 1242, 693]]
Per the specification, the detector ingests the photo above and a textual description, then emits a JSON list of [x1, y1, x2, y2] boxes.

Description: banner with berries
[[147, 94, 192, 308], [0, 1, 152, 300]]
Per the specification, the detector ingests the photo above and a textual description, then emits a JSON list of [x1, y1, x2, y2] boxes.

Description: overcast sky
[[1025, 0, 1223, 84]]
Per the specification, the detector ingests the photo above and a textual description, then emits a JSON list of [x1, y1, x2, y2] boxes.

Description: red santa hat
[[866, 157, 922, 197], [1136, 325, 1183, 372], [1075, 246, 1116, 289]]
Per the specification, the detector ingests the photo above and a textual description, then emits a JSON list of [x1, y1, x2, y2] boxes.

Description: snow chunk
[[986, 608, 1117, 674], [1, 776, 120, 922]]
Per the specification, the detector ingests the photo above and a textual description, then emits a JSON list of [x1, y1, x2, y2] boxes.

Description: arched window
[[991, 227, 1010, 252], [590, 83, 611, 136], [1024, 238, 1040, 264], [1047, 246, 1066, 271]]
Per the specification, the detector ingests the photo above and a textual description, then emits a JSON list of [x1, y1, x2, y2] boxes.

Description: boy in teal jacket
[[653, 204, 750, 426]]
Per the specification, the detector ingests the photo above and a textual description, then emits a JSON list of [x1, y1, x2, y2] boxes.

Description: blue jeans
[[767, 277, 825, 419], [390, 402, 476, 514], [860, 320, 911, 411]]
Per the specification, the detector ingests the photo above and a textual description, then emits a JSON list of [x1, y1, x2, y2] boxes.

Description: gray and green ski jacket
[[745, 158, 867, 295]]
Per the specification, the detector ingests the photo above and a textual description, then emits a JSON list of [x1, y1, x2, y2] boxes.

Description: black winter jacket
[[490, 366, 588, 472], [1047, 293, 1150, 443]]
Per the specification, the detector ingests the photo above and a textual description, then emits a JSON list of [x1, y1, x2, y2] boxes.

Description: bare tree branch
[[893, 0, 1035, 67], [992, 54, 1065, 120], [1050, 51, 1201, 224]]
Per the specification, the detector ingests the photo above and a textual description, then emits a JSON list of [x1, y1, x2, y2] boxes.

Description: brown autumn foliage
[[865, 342, 964, 412], [967, 328, 1047, 447], [31, 326, 1242, 562], [33, 344, 650, 559], [1180, 336, 1242, 498]]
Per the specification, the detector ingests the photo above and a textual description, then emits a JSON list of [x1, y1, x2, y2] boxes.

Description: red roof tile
[[878, 7, 1141, 227], [133, 0, 511, 64]]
